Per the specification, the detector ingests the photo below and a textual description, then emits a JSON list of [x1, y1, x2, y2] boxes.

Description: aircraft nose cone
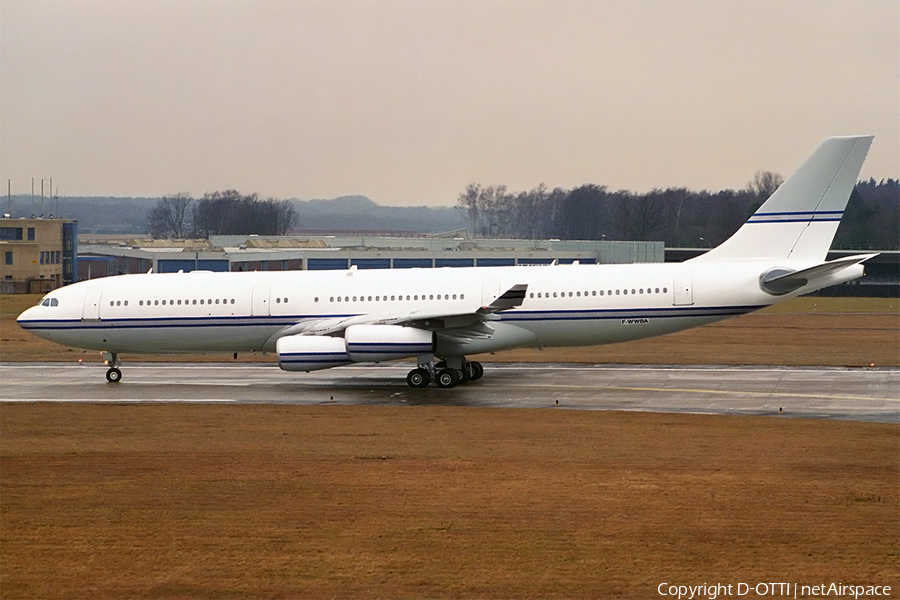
[[17, 306, 37, 328]]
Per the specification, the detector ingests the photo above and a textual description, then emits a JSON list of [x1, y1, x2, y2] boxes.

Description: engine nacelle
[[277, 335, 351, 372], [345, 325, 434, 363], [277, 325, 434, 372]]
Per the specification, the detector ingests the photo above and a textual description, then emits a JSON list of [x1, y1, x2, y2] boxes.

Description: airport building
[[0, 217, 78, 294], [4, 225, 895, 297], [75, 233, 663, 279], [76, 234, 899, 297]]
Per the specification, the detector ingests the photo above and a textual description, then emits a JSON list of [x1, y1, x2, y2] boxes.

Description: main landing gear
[[102, 351, 122, 383], [406, 358, 484, 389]]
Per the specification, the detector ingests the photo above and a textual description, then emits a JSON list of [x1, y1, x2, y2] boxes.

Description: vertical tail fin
[[693, 136, 873, 262]]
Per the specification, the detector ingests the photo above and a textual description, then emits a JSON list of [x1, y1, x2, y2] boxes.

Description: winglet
[[479, 284, 528, 314]]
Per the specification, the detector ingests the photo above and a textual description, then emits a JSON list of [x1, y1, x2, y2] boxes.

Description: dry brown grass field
[[1, 294, 898, 599], [1, 406, 897, 600]]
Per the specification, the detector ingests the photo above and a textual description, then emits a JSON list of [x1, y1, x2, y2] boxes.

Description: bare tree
[[191, 190, 299, 237], [148, 193, 192, 239], [448, 168, 898, 248], [661, 187, 691, 244], [192, 190, 241, 238], [456, 184, 510, 238], [262, 198, 298, 235], [560, 184, 609, 239], [459, 183, 563, 240], [747, 171, 784, 204], [478, 185, 508, 238], [458, 184, 481, 236], [619, 190, 669, 241], [512, 184, 553, 240]]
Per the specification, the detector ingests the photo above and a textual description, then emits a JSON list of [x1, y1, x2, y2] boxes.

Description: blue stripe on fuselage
[[17, 305, 764, 333]]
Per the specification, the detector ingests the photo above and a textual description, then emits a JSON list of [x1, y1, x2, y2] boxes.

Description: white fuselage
[[15, 136, 874, 388], [17, 259, 852, 357]]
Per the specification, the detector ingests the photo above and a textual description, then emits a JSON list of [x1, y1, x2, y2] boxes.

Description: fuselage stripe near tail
[[748, 210, 843, 224]]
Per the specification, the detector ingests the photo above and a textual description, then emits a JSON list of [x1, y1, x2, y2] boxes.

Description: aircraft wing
[[274, 284, 528, 338]]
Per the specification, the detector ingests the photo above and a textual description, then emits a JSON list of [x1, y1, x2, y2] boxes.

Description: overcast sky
[[1, 0, 897, 206]]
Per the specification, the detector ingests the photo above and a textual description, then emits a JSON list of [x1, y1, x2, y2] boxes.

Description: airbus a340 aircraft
[[18, 136, 876, 387]]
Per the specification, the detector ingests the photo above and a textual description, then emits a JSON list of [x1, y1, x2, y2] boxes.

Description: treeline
[[457, 176, 899, 250], [146, 179, 898, 249], [149, 191, 297, 239]]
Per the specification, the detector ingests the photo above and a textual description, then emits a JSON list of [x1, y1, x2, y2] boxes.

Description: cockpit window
[[40, 298, 59, 307]]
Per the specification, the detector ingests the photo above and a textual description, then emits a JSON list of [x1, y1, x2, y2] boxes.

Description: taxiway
[[1, 362, 897, 423]]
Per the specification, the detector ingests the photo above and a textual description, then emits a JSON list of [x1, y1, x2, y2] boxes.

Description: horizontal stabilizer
[[759, 254, 877, 295]]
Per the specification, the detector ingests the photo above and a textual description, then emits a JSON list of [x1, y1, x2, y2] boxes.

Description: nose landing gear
[[102, 351, 122, 383]]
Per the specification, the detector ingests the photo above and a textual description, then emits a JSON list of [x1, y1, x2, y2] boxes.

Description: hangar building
[[75, 234, 663, 279]]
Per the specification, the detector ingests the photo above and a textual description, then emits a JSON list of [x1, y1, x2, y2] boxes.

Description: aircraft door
[[82, 288, 102, 320], [252, 286, 270, 317], [673, 273, 693, 306]]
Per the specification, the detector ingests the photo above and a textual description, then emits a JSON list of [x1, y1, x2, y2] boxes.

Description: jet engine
[[277, 335, 352, 372], [277, 325, 434, 372], [345, 325, 434, 362]]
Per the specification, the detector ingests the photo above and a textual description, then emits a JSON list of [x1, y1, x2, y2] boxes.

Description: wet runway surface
[[2, 362, 897, 423]]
